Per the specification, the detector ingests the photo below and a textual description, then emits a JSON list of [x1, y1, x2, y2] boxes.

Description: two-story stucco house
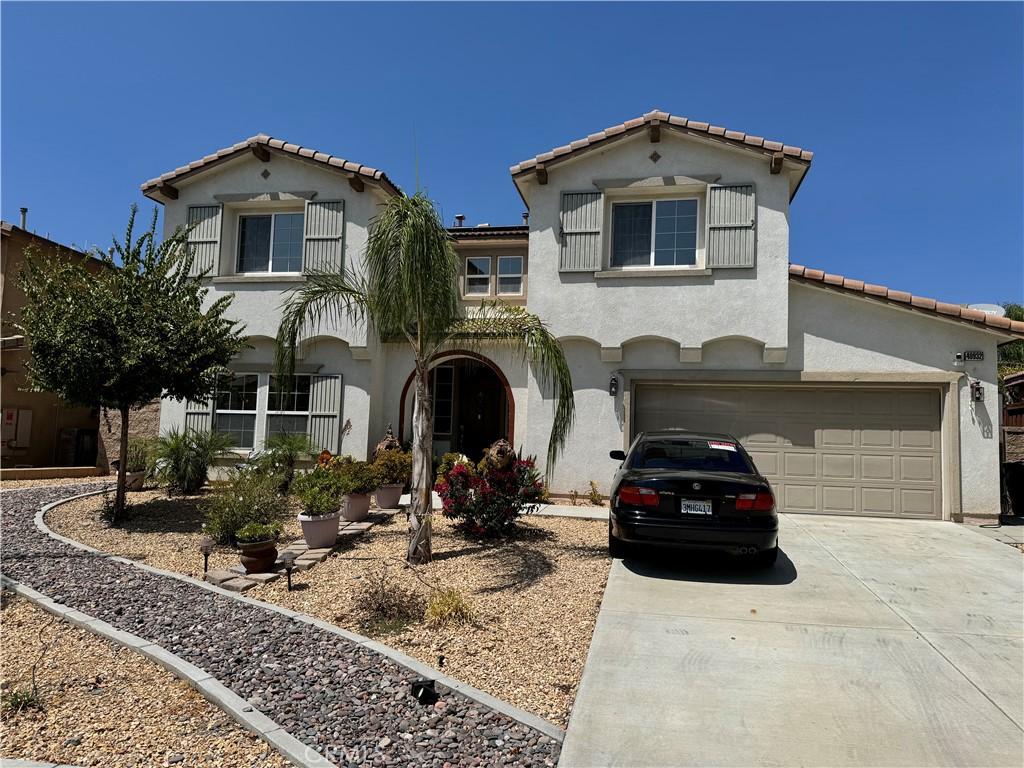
[[143, 109, 1023, 520]]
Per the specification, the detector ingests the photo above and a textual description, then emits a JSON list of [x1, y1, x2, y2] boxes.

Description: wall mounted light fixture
[[609, 375, 618, 397]]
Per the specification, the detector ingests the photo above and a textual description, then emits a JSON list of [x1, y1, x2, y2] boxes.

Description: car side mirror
[[609, 450, 627, 462]]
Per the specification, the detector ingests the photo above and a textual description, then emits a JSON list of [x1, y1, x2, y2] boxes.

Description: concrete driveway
[[560, 515, 1023, 767]]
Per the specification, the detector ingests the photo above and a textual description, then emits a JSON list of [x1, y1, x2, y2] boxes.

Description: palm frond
[[446, 302, 575, 474], [276, 270, 370, 378]]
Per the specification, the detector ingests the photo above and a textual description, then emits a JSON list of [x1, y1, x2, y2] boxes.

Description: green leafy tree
[[1000, 303, 1024, 386], [277, 193, 574, 564], [16, 206, 247, 523]]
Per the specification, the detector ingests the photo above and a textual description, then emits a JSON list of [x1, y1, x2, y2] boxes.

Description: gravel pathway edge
[[26, 488, 565, 744]]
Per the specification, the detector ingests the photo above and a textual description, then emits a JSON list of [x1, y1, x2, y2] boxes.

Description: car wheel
[[753, 545, 779, 568], [608, 523, 628, 559]]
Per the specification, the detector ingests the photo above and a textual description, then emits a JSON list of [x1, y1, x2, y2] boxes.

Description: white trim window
[[611, 198, 699, 268], [237, 212, 304, 273], [213, 373, 259, 449], [497, 255, 523, 295], [465, 257, 491, 295], [266, 375, 312, 437]]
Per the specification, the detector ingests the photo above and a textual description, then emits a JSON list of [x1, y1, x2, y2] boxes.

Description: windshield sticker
[[708, 441, 737, 452]]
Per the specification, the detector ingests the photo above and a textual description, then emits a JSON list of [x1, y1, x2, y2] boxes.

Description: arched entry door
[[400, 353, 513, 462]]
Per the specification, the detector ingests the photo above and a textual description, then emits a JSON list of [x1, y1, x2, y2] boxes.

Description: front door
[[428, 358, 509, 461]]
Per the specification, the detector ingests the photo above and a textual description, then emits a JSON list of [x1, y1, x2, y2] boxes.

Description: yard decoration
[[276, 193, 575, 563], [435, 441, 545, 536], [16, 206, 246, 524], [372, 424, 402, 460], [292, 466, 345, 548], [235, 522, 281, 574]]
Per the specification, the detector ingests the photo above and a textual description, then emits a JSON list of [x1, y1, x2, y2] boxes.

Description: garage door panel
[[634, 385, 941, 519]]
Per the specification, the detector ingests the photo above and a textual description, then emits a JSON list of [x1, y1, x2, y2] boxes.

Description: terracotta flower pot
[[298, 511, 341, 549], [125, 471, 146, 492], [343, 493, 371, 521], [238, 539, 278, 574], [375, 484, 404, 510]]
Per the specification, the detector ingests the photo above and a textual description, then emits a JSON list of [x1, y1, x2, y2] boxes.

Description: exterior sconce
[[609, 375, 619, 397], [280, 550, 297, 590], [199, 536, 214, 574], [970, 380, 984, 403]]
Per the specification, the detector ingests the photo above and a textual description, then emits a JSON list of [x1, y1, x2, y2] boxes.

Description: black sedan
[[608, 430, 779, 566]]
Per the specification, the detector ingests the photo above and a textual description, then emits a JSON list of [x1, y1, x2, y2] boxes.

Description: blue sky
[[2, 1, 1021, 303]]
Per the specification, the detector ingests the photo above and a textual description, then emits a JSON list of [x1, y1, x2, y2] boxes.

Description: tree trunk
[[407, 365, 434, 564], [113, 405, 130, 525]]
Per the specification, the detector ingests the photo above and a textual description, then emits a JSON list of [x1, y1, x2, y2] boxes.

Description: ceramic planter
[[375, 484, 404, 510], [238, 539, 278, 574], [298, 511, 341, 549], [125, 471, 146, 492], [343, 493, 371, 521]]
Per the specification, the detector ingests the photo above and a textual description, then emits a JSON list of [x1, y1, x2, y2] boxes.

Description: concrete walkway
[[561, 513, 1024, 767]]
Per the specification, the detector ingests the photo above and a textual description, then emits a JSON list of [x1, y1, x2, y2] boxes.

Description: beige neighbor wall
[[97, 400, 162, 473]]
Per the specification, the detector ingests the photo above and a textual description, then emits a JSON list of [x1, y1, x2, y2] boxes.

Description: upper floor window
[[213, 373, 258, 449], [611, 198, 698, 268], [463, 255, 524, 297], [237, 212, 304, 273]]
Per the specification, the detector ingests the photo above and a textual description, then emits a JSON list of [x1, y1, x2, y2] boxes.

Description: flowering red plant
[[434, 450, 544, 537]]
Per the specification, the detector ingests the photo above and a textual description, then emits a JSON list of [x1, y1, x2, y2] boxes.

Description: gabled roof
[[510, 109, 813, 197], [790, 263, 1024, 338], [141, 134, 401, 201]]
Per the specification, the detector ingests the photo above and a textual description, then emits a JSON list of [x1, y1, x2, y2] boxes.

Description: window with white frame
[[497, 256, 523, 295], [266, 375, 312, 437], [237, 212, 304, 273], [465, 257, 491, 295], [213, 373, 259, 449], [611, 198, 699, 268]]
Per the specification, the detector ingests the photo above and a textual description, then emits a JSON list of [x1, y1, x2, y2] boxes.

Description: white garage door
[[633, 385, 942, 519]]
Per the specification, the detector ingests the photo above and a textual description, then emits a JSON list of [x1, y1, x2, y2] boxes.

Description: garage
[[632, 384, 943, 518]]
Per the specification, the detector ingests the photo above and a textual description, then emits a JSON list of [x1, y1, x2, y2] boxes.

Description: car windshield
[[630, 438, 753, 473]]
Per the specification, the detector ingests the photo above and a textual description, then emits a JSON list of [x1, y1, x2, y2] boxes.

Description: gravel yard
[[0, 476, 110, 490], [48, 489, 610, 727], [0, 592, 289, 767]]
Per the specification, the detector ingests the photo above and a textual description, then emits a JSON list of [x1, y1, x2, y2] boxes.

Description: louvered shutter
[[559, 192, 603, 272], [186, 205, 223, 276], [307, 374, 344, 453], [303, 200, 345, 273], [184, 396, 213, 433], [706, 184, 756, 268]]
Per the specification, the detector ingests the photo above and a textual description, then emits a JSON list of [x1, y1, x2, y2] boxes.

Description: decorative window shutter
[[184, 396, 214, 433], [303, 200, 345, 273], [307, 374, 344, 453], [559, 191, 603, 272], [706, 184, 756, 268], [186, 205, 223, 277]]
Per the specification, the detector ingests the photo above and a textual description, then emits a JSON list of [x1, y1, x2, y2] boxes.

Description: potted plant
[[373, 449, 411, 509], [291, 466, 344, 549], [235, 522, 280, 574], [124, 438, 150, 492], [338, 459, 379, 521]]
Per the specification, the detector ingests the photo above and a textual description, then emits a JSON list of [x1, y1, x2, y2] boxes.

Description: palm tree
[[277, 194, 574, 564]]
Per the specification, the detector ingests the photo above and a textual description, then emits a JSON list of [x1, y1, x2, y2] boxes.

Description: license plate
[[680, 500, 713, 515]]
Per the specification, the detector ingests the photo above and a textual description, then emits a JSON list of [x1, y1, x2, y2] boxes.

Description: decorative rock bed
[[0, 485, 561, 767]]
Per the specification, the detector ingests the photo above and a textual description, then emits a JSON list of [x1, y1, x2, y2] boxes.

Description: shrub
[[235, 521, 281, 544], [568, 489, 580, 506], [124, 437, 151, 474], [292, 465, 346, 517], [334, 458, 379, 495], [351, 564, 425, 634], [435, 451, 544, 537], [261, 432, 315, 493], [373, 449, 412, 487], [435, 452, 471, 485], [204, 467, 288, 545], [424, 588, 475, 628], [154, 428, 234, 494], [587, 481, 603, 506]]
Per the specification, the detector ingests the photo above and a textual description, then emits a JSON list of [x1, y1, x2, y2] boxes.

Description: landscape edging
[[29, 488, 565, 741]]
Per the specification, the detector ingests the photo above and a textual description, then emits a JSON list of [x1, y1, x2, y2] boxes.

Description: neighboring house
[[1, 217, 102, 468], [144, 110, 1024, 519]]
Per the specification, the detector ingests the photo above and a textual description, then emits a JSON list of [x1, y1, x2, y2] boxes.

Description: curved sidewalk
[[1, 485, 562, 767]]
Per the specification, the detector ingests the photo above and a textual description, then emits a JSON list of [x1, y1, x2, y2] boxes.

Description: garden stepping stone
[[245, 571, 281, 584], [204, 569, 240, 586], [219, 577, 256, 592]]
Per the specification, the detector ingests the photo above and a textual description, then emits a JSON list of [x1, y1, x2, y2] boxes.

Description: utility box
[[1, 408, 32, 449]]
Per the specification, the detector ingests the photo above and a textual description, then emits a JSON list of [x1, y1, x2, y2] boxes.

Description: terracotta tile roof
[[510, 109, 814, 177], [141, 134, 401, 198], [447, 225, 528, 240], [790, 263, 1024, 337]]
